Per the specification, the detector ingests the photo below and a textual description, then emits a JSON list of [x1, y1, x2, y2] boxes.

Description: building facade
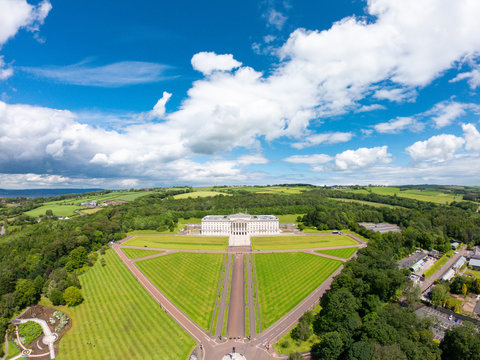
[[201, 213, 280, 236]]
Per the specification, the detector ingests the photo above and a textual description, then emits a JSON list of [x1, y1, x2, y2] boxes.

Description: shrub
[[49, 289, 66, 306], [18, 321, 42, 344], [63, 286, 83, 306]]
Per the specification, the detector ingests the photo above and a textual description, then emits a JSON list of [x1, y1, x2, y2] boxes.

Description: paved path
[[213, 254, 231, 338], [227, 253, 245, 338], [14, 318, 57, 359], [421, 247, 467, 292], [114, 233, 366, 359]]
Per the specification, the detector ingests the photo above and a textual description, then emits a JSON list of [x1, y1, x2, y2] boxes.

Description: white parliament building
[[201, 213, 280, 246]]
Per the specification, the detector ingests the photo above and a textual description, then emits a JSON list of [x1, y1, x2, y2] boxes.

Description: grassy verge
[[123, 235, 228, 250], [245, 306, 250, 337], [424, 250, 455, 278], [136, 252, 224, 331], [274, 327, 320, 355], [254, 253, 342, 330], [252, 235, 357, 250], [222, 307, 229, 337], [211, 306, 220, 335], [50, 250, 195, 360]]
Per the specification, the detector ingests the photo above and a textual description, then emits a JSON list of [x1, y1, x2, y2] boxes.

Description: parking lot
[[416, 306, 463, 340]]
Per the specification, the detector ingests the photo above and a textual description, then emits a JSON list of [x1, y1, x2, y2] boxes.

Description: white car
[[448, 315, 453, 321]]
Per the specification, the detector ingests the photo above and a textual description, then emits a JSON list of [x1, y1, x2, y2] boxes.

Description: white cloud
[[237, 154, 269, 166], [0, 0, 51, 47], [291, 132, 353, 149], [450, 63, 480, 89], [284, 154, 333, 165], [426, 101, 467, 128], [373, 88, 417, 103], [191, 52, 242, 75], [21, 60, 172, 87], [374, 116, 424, 134], [462, 123, 480, 152], [334, 146, 392, 171], [0, 56, 12, 80], [406, 134, 465, 162], [355, 104, 386, 113], [267, 9, 287, 30], [150, 91, 172, 119]]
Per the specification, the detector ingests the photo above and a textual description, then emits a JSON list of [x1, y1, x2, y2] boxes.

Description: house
[[451, 242, 460, 250], [472, 247, 480, 260]]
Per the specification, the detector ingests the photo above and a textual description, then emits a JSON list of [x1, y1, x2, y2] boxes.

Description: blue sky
[[1, 0, 480, 188]]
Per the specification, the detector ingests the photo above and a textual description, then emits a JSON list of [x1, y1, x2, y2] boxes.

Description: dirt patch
[[9, 304, 72, 360]]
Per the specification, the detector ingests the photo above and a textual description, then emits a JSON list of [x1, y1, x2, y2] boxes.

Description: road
[[113, 233, 366, 359], [421, 247, 467, 292]]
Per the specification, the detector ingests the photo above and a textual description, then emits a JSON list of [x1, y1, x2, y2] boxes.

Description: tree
[[430, 284, 448, 306], [63, 286, 83, 306], [346, 341, 375, 360], [45, 209, 53, 217], [66, 246, 88, 271], [373, 344, 407, 360], [288, 353, 304, 360], [49, 289, 65, 306], [291, 319, 312, 341], [440, 322, 480, 360], [311, 332, 344, 360], [462, 283, 468, 296], [33, 275, 44, 294], [100, 258, 106, 267], [0, 270, 17, 296], [14, 279, 37, 308], [450, 276, 467, 295]]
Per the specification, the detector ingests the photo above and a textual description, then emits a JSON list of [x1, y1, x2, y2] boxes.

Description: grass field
[[24, 190, 152, 217], [251, 235, 358, 250], [276, 214, 304, 223], [254, 253, 342, 329], [342, 186, 463, 204], [122, 248, 163, 259], [49, 250, 195, 360], [136, 253, 224, 331], [274, 326, 320, 355], [80, 208, 104, 215], [5, 340, 20, 359], [329, 198, 394, 208], [315, 247, 358, 259], [465, 269, 480, 279], [123, 235, 228, 250], [173, 191, 230, 199], [424, 250, 455, 278]]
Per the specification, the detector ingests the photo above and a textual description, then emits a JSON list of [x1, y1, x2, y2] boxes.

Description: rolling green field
[[342, 186, 463, 204], [122, 248, 164, 259], [123, 235, 228, 250], [315, 247, 358, 259], [50, 250, 195, 360], [136, 253, 224, 331], [254, 253, 342, 329], [251, 235, 358, 250], [329, 198, 393, 208], [24, 190, 152, 217], [173, 191, 229, 199]]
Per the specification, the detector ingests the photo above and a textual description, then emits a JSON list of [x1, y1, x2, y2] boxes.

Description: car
[[448, 315, 453, 321]]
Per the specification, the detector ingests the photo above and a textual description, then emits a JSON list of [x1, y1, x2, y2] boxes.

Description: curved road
[[113, 233, 366, 359]]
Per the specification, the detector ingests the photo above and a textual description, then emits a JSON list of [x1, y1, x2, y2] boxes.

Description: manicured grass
[[252, 235, 358, 250], [6, 340, 20, 359], [315, 247, 358, 259], [465, 269, 480, 279], [245, 306, 250, 337], [137, 253, 224, 331], [276, 214, 304, 223], [122, 248, 163, 259], [211, 306, 220, 335], [51, 250, 195, 360], [254, 253, 342, 329], [173, 191, 230, 199], [123, 235, 228, 250], [25, 204, 82, 217], [424, 250, 454, 278], [222, 307, 228, 337]]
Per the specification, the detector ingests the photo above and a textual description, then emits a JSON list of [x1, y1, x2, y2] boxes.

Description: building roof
[[441, 268, 455, 281], [202, 213, 278, 221], [453, 256, 466, 269], [469, 258, 480, 268]]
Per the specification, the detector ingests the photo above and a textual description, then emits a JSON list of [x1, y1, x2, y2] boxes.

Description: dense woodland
[[1, 188, 480, 358]]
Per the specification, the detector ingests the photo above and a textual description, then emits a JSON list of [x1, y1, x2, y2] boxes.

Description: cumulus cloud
[[450, 63, 480, 89], [334, 146, 392, 171], [0, 0, 51, 47], [21, 60, 172, 87], [150, 91, 172, 119], [291, 132, 353, 149], [191, 52, 242, 75], [406, 134, 465, 162], [462, 123, 480, 152], [426, 101, 467, 128], [374, 117, 424, 134]]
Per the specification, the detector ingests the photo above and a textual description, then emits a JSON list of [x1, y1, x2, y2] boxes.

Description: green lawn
[[173, 191, 230, 199], [252, 235, 358, 250], [123, 235, 228, 250], [122, 248, 164, 259], [254, 253, 342, 329], [465, 269, 480, 279], [276, 214, 304, 223], [315, 247, 358, 259], [329, 198, 394, 208], [25, 204, 83, 217], [5, 340, 20, 360], [50, 250, 195, 360], [274, 325, 320, 355], [136, 253, 224, 331], [424, 250, 455, 278]]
